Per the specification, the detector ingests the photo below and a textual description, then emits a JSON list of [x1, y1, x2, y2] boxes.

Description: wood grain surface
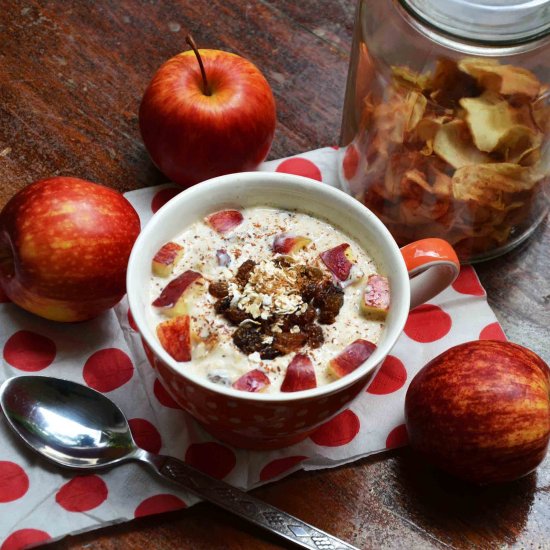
[[1, 1, 549, 549]]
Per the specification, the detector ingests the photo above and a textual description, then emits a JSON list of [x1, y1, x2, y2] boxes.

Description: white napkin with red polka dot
[[0, 148, 506, 550]]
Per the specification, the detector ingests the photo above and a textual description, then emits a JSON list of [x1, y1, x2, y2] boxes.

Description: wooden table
[[1, 1, 549, 548]]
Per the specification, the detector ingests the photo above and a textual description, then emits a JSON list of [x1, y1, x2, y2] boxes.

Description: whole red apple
[[0, 177, 140, 322], [405, 340, 550, 484], [139, 37, 276, 187]]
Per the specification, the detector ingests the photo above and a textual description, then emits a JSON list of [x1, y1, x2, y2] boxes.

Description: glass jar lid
[[401, 0, 550, 44]]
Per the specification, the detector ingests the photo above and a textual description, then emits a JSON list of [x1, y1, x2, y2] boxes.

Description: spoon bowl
[[0, 375, 358, 550]]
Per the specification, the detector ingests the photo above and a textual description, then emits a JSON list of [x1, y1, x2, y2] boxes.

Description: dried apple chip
[[460, 92, 539, 154], [391, 65, 431, 91], [458, 58, 541, 99], [433, 120, 491, 168], [452, 163, 538, 204]]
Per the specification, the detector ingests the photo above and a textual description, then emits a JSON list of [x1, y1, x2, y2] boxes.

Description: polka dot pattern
[[367, 355, 407, 395], [185, 442, 236, 479], [404, 304, 452, 343], [0, 151, 504, 545], [134, 494, 186, 518], [56, 475, 108, 512], [452, 266, 485, 296], [0, 462, 29, 503], [154, 378, 182, 409], [129, 418, 162, 454], [276, 157, 322, 181], [385, 424, 409, 449], [260, 456, 308, 481], [83, 348, 134, 392], [3, 330, 56, 372], [343, 144, 359, 180], [0, 529, 51, 550], [151, 186, 181, 213], [310, 410, 360, 447], [479, 322, 507, 341]]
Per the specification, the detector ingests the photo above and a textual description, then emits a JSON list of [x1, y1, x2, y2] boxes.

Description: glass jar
[[339, 0, 550, 263]]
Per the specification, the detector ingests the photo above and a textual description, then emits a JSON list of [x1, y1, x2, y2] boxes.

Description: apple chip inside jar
[[458, 57, 541, 99]]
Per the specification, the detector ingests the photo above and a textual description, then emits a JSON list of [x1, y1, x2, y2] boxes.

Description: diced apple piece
[[232, 369, 270, 392], [205, 209, 243, 234], [152, 241, 184, 277], [152, 270, 203, 316], [328, 339, 377, 379], [320, 243, 355, 281], [272, 233, 311, 255], [216, 249, 231, 266], [361, 274, 390, 316], [281, 353, 317, 392], [156, 315, 192, 362]]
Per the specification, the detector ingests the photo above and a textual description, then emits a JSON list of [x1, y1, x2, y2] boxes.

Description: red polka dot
[[142, 338, 156, 369], [0, 286, 11, 303], [367, 355, 407, 395], [404, 304, 452, 343], [276, 157, 322, 182], [452, 266, 485, 296], [343, 144, 359, 180], [0, 461, 29, 503], [385, 424, 409, 449], [1, 529, 51, 550], [310, 410, 360, 447], [154, 379, 182, 409], [83, 348, 134, 392], [127, 308, 138, 331], [129, 418, 162, 454], [259, 456, 308, 481], [134, 494, 186, 518], [479, 322, 507, 341], [55, 475, 108, 512], [185, 442, 236, 479], [3, 330, 56, 372], [151, 186, 181, 213]]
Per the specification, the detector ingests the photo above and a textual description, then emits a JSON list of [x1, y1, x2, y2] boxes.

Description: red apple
[[361, 274, 390, 316], [232, 369, 270, 392], [405, 340, 550, 484], [328, 339, 377, 379], [205, 209, 243, 234], [152, 270, 203, 317], [156, 315, 192, 362], [281, 353, 317, 392], [152, 241, 184, 277], [0, 177, 140, 322], [272, 234, 311, 255], [320, 243, 354, 281], [139, 36, 276, 188]]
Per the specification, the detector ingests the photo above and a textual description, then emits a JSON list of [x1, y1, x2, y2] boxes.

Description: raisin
[[232, 325, 264, 354], [273, 331, 307, 354], [301, 282, 318, 302], [260, 347, 282, 360], [209, 281, 229, 298], [282, 306, 316, 330], [214, 296, 231, 313], [305, 324, 324, 348], [315, 282, 344, 324], [224, 307, 251, 325], [235, 260, 256, 287]]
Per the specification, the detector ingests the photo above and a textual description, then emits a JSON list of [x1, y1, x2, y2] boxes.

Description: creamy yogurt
[[148, 207, 387, 393]]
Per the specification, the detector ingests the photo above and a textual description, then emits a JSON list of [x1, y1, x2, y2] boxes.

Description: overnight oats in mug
[[147, 207, 391, 394]]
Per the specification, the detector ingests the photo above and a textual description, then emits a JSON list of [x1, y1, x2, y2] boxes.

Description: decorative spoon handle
[[141, 452, 359, 550]]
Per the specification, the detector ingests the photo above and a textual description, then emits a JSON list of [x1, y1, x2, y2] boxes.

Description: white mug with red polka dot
[[127, 172, 460, 450]]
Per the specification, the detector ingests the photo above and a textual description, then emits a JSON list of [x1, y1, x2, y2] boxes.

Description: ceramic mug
[[127, 172, 460, 449]]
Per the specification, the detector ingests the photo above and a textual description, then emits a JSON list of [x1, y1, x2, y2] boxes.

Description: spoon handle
[[141, 452, 358, 550]]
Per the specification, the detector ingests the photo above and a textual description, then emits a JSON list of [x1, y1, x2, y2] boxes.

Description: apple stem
[[186, 34, 211, 96]]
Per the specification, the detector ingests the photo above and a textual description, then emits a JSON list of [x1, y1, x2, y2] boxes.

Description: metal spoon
[[0, 376, 358, 550]]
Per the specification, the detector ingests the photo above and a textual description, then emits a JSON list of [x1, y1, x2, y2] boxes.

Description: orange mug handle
[[400, 238, 460, 310]]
